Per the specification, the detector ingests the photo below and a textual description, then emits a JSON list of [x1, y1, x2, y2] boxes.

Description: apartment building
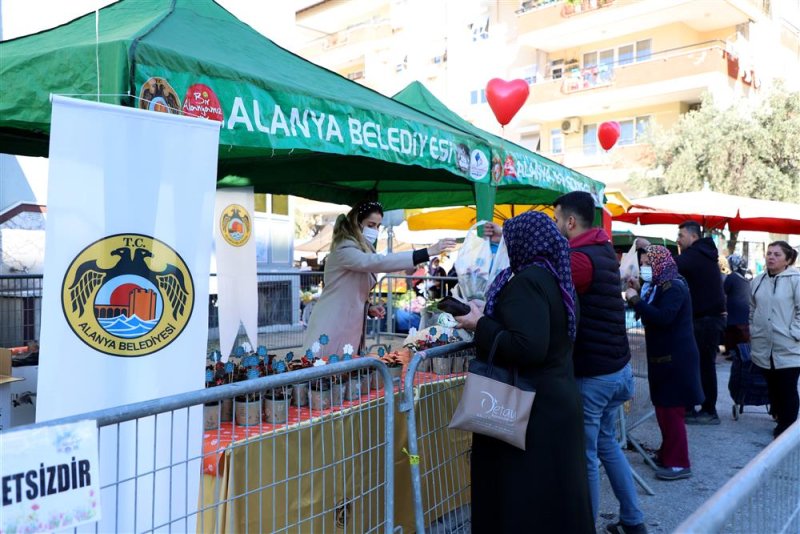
[[293, 0, 800, 193]]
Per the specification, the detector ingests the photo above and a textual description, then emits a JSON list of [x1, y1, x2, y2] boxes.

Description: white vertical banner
[[37, 96, 220, 533], [213, 187, 258, 356]]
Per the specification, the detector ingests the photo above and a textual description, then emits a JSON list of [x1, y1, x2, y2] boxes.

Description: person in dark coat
[[455, 212, 594, 534], [625, 246, 704, 481], [676, 221, 726, 424], [723, 254, 751, 354]]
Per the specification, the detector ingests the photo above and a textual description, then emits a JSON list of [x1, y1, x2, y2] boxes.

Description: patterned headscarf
[[646, 245, 678, 286], [485, 212, 577, 340], [728, 253, 747, 275]]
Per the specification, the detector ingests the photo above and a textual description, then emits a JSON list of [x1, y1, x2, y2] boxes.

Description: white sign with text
[[1, 420, 100, 533]]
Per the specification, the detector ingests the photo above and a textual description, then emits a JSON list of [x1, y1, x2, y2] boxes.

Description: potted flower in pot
[[378, 351, 405, 391], [326, 354, 347, 406], [234, 367, 263, 427], [263, 361, 291, 424], [341, 345, 363, 402], [309, 359, 332, 411], [203, 367, 222, 431], [288, 349, 315, 407], [219, 360, 236, 422]]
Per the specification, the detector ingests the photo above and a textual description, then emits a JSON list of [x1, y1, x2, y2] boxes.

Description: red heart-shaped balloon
[[598, 121, 621, 151], [486, 78, 530, 126]]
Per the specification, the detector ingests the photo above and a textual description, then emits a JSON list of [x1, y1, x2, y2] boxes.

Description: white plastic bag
[[454, 221, 494, 300], [619, 243, 639, 284], [488, 236, 510, 287]]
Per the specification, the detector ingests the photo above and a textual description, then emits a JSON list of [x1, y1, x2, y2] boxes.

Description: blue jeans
[[576, 363, 644, 525]]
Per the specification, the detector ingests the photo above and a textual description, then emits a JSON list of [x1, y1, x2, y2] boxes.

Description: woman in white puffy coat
[[749, 241, 800, 438]]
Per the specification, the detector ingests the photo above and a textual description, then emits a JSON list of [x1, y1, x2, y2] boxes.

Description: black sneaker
[[686, 411, 720, 425], [606, 521, 648, 534], [656, 467, 692, 480], [647, 454, 664, 468]]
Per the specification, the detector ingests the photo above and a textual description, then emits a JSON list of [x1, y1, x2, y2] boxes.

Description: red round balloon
[[598, 121, 621, 151], [486, 78, 530, 126]]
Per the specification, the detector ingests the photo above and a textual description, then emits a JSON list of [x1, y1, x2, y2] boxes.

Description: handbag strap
[[485, 331, 522, 387]]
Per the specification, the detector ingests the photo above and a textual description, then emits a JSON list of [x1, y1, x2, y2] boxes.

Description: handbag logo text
[[479, 390, 516, 422]]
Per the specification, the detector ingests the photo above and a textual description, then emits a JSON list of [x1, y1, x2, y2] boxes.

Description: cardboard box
[[0, 348, 25, 431]]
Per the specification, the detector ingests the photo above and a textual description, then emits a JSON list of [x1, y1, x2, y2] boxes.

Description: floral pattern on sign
[[54, 431, 81, 454]]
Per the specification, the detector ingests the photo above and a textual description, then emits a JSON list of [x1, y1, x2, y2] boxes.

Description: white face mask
[[640, 265, 653, 283], [362, 226, 379, 245]]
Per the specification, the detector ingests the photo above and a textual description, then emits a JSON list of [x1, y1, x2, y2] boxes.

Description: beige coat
[[303, 239, 416, 356], [749, 267, 800, 370]]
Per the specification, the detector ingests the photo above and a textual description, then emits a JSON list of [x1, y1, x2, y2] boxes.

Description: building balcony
[[519, 40, 747, 122], [296, 19, 394, 68], [516, 0, 770, 52]]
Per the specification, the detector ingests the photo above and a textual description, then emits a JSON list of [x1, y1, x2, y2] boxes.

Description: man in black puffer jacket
[[554, 192, 646, 534], [676, 221, 726, 425]]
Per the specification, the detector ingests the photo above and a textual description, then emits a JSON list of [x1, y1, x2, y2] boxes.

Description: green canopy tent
[[1, 0, 603, 211], [0, 0, 499, 209], [393, 81, 605, 221]]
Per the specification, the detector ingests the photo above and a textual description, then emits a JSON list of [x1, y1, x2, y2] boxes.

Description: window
[[636, 39, 652, 61], [618, 44, 634, 66], [550, 129, 563, 154], [470, 89, 487, 104], [470, 17, 490, 41], [272, 195, 289, 216], [583, 124, 597, 156], [635, 116, 651, 141], [551, 59, 564, 80], [254, 194, 267, 213], [254, 194, 289, 215], [599, 49, 614, 67], [583, 51, 597, 68], [618, 120, 635, 146]]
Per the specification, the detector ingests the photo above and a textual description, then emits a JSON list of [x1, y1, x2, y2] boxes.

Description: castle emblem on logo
[[219, 204, 251, 247], [61, 234, 194, 357]]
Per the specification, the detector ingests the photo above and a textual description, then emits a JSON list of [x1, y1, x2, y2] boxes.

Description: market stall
[[199, 363, 468, 533]]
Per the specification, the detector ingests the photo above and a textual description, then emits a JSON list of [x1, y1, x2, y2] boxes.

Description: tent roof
[[393, 81, 605, 206], [615, 190, 800, 234], [0, 0, 501, 208]]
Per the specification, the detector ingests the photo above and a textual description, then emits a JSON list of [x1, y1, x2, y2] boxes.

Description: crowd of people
[[298, 195, 798, 534], [462, 192, 798, 534]]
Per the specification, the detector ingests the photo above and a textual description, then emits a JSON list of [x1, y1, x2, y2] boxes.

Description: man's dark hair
[[678, 220, 702, 238], [553, 191, 595, 228]]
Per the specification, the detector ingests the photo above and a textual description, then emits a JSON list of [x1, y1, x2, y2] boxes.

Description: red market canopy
[[614, 190, 800, 234]]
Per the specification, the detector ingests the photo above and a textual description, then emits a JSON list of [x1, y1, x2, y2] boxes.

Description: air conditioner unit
[[561, 117, 582, 134]]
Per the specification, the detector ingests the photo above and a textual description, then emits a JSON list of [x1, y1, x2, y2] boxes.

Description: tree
[[632, 83, 800, 204]]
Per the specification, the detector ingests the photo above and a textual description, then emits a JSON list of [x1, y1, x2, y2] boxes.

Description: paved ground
[[595, 354, 777, 533]]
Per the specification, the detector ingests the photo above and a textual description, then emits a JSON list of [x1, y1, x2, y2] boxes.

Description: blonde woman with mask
[[303, 200, 455, 356]]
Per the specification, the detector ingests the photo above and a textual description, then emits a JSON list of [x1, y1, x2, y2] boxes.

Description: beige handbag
[[448, 333, 536, 450]]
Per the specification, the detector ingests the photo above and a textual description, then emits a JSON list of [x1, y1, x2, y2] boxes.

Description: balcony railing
[[535, 40, 730, 95], [516, 0, 615, 17]]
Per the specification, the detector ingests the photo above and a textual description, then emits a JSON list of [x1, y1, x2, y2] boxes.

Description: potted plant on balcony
[[562, 0, 580, 15]]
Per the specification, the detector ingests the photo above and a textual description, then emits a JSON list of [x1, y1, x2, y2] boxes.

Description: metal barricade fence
[[207, 271, 324, 354], [0, 272, 323, 354], [676, 420, 800, 533], [10, 359, 396, 534], [620, 310, 659, 478], [0, 274, 43, 348], [399, 341, 475, 534]]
